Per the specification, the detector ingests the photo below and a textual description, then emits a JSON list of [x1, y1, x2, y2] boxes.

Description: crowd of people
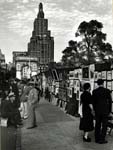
[[0, 78, 113, 144], [0, 78, 41, 129], [79, 79, 113, 144]]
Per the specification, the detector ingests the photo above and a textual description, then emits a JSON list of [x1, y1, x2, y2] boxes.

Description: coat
[[20, 85, 31, 102], [11, 83, 20, 108], [79, 91, 94, 131], [27, 88, 39, 106], [92, 87, 112, 115], [26, 87, 39, 127], [1, 100, 21, 125]]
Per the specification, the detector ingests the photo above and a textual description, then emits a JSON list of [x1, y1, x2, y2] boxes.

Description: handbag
[[1, 118, 8, 127]]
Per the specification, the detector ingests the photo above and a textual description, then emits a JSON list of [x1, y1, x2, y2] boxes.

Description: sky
[[0, 0, 113, 63]]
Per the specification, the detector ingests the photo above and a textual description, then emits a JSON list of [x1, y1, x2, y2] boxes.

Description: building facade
[[28, 3, 54, 66], [13, 3, 54, 79], [0, 49, 5, 65], [15, 56, 38, 79], [13, 51, 28, 65]]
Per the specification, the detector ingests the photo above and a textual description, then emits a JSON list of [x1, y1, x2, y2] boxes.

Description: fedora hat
[[28, 81, 35, 85]]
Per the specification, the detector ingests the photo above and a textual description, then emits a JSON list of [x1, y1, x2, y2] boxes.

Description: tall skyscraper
[[0, 49, 5, 64], [28, 3, 54, 67]]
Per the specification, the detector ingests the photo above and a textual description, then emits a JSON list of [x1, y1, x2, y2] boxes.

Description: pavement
[[20, 97, 113, 150], [0, 126, 20, 150]]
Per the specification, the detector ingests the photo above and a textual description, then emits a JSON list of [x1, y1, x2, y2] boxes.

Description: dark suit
[[11, 83, 20, 108], [1, 100, 21, 126], [92, 86, 112, 141]]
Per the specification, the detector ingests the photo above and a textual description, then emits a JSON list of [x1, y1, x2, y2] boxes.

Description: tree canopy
[[61, 20, 113, 67]]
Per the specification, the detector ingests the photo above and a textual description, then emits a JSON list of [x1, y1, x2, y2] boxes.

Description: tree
[[62, 40, 81, 67], [61, 20, 113, 67], [75, 20, 113, 64]]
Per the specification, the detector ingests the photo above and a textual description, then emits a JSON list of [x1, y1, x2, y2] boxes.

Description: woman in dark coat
[[79, 83, 94, 142], [45, 87, 51, 102]]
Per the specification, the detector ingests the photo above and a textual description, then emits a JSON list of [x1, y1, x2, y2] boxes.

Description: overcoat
[[26, 87, 38, 127], [79, 91, 94, 131]]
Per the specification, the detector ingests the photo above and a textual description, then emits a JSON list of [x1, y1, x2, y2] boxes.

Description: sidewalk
[[0, 126, 18, 150], [21, 97, 113, 150]]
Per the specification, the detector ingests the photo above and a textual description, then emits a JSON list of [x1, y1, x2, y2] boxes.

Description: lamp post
[[40, 66, 43, 90]]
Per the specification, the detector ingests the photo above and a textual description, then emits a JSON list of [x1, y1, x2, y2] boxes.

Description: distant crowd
[[0, 78, 41, 129]]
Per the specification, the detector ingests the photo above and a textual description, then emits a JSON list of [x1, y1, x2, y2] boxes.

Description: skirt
[[79, 114, 94, 132]]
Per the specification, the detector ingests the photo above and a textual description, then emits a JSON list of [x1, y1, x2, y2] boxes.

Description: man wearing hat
[[26, 81, 39, 129], [1, 92, 22, 127], [10, 78, 20, 109], [92, 79, 112, 144], [20, 80, 31, 119]]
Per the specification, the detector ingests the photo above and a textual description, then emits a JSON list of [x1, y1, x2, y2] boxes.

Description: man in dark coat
[[1, 92, 22, 127], [45, 87, 51, 102], [10, 79, 20, 108], [92, 79, 112, 144]]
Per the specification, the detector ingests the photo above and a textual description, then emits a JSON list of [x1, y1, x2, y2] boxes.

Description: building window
[[16, 63, 21, 71]]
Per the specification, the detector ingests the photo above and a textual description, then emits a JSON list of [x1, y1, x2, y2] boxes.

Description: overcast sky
[[0, 0, 113, 63]]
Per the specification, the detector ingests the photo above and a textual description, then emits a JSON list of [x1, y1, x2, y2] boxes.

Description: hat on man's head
[[8, 92, 15, 98], [28, 81, 35, 86], [97, 79, 104, 85], [21, 79, 27, 84]]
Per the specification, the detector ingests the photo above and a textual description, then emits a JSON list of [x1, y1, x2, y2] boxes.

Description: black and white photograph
[[101, 71, 107, 80], [0, 0, 113, 150]]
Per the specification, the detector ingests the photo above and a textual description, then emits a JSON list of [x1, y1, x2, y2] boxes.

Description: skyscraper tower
[[28, 3, 54, 68]]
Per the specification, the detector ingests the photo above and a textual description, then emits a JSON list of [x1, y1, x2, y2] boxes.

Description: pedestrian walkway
[[21, 97, 113, 150], [0, 126, 19, 150]]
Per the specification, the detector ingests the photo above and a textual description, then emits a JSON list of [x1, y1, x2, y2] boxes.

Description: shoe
[[99, 140, 108, 144], [27, 127, 34, 129], [95, 140, 100, 143], [83, 136, 91, 142], [23, 116, 28, 119], [27, 125, 37, 129], [17, 122, 23, 126]]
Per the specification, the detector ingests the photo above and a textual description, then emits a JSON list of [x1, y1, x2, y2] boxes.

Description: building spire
[[39, 2, 43, 10], [38, 2, 44, 18]]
